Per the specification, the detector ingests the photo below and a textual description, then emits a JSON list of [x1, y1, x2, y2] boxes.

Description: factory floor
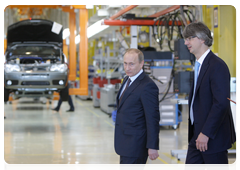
[[4, 96, 236, 165]]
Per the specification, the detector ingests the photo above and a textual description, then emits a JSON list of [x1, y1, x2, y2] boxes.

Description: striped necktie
[[119, 78, 131, 103]]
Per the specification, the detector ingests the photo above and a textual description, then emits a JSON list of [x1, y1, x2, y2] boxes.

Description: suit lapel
[[116, 76, 129, 107], [195, 51, 212, 93], [118, 72, 145, 110], [188, 83, 194, 109]]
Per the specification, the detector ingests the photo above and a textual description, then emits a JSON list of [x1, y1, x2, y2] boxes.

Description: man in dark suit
[[114, 48, 160, 164], [183, 22, 236, 164]]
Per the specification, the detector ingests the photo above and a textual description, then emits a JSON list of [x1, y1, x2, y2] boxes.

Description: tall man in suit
[[114, 48, 160, 164], [183, 22, 236, 164]]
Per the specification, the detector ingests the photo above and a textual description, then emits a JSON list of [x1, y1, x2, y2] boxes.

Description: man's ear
[[200, 39, 205, 44]]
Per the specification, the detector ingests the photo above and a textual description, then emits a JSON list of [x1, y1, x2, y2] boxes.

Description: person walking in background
[[52, 95, 74, 112], [183, 22, 236, 164], [114, 48, 160, 164]]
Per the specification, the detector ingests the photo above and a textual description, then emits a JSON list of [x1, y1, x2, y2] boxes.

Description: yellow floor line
[[76, 100, 100, 117], [85, 107, 100, 117], [76, 101, 114, 127], [162, 152, 183, 164], [104, 120, 114, 128], [76, 100, 83, 106], [158, 157, 177, 170]]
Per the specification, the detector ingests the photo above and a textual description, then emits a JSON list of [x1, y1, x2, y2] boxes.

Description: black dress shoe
[[52, 108, 59, 112], [66, 109, 74, 112]]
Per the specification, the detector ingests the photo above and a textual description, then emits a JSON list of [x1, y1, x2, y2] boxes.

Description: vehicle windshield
[[6, 45, 61, 61]]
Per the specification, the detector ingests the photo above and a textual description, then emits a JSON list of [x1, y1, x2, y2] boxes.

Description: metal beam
[[103, 20, 183, 26], [109, 5, 138, 20], [148, 5, 181, 18], [6, 5, 61, 9], [71, 5, 86, 9]]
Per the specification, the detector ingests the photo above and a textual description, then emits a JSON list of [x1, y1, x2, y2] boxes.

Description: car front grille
[[22, 74, 49, 78], [21, 81, 50, 85]]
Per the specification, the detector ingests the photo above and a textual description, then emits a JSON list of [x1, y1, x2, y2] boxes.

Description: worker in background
[[183, 22, 236, 164], [114, 48, 160, 164], [52, 94, 75, 112]]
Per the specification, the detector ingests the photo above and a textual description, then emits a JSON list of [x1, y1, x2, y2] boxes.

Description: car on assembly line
[[4, 19, 69, 102]]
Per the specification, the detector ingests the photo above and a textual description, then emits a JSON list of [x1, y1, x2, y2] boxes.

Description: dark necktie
[[119, 78, 131, 103]]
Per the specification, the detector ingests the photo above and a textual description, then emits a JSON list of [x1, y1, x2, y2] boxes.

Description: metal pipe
[[109, 5, 138, 20], [103, 20, 183, 26]]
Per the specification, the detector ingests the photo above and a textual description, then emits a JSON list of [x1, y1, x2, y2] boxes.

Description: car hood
[[7, 19, 63, 45]]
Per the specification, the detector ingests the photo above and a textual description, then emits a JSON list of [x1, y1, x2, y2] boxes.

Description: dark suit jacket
[[114, 71, 160, 157], [188, 50, 236, 154]]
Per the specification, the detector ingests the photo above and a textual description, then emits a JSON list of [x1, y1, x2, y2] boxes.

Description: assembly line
[[4, 5, 236, 166]]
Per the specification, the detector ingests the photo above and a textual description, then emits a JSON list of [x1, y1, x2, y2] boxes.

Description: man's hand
[[148, 149, 159, 160], [196, 132, 209, 152]]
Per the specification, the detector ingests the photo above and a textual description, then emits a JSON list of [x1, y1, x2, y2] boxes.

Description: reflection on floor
[[4, 97, 235, 164]]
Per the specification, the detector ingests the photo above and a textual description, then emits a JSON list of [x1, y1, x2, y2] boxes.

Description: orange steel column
[[63, 39, 68, 59], [79, 8, 88, 95], [68, 10, 77, 81], [69, 8, 88, 95], [4, 39, 7, 53]]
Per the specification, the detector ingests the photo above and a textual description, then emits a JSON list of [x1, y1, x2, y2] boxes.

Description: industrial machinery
[[143, 51, 182, 129], [92, 47, 122, 115]]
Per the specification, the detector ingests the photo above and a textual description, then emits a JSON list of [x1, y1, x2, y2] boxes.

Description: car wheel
[[60, 85, 69, 101]]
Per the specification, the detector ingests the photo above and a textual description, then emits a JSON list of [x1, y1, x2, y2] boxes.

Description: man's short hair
[[183, 22, 213, 47], [124, 48, 144, 63]]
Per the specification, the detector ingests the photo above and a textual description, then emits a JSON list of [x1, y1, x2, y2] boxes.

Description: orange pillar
[[68, 11, 77, 81], [63, 39, 68, 59], [79, 8, 88, 95], [4, 39, 7, 53], [69, 7, 88, 95]]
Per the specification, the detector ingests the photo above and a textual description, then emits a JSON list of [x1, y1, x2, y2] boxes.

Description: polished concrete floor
[[4, 96, 236, 164]]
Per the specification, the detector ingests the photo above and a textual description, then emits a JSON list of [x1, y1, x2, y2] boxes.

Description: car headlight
[[4, 64, 20, 73], [50, 64, 68, 72]]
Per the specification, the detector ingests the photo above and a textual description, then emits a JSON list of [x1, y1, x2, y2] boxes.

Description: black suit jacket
[[114, 72, 160, 157], [188, 51, 236, 154]]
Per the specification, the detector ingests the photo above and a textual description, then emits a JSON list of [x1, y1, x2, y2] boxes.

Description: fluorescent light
[[63, 28, 70, 39], [86, 5, 94, 9], [65, 19, 109, 43], [87, 19, 109, 38]]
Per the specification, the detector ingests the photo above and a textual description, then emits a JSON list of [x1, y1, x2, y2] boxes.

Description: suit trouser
[[186, 136, 228, 164], [55, 96, 74, 110], [120, 155, 148, 164]]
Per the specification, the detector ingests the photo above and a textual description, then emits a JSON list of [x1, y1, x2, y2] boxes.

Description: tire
[[59, 85, 69, 101], [4, 87, 9, 102]]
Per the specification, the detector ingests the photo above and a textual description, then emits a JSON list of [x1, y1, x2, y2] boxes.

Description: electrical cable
[[149, 6, 197, 102]]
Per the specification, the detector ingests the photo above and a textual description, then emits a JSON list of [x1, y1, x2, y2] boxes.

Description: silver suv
[[4, 19, 69, 102]]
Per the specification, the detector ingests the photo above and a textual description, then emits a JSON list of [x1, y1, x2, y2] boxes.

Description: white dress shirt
[[119, 69, 143, 98]]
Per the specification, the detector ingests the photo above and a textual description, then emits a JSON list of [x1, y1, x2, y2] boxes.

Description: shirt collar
[[197, 49, 210, 65], [129, 69, 143, 84]]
